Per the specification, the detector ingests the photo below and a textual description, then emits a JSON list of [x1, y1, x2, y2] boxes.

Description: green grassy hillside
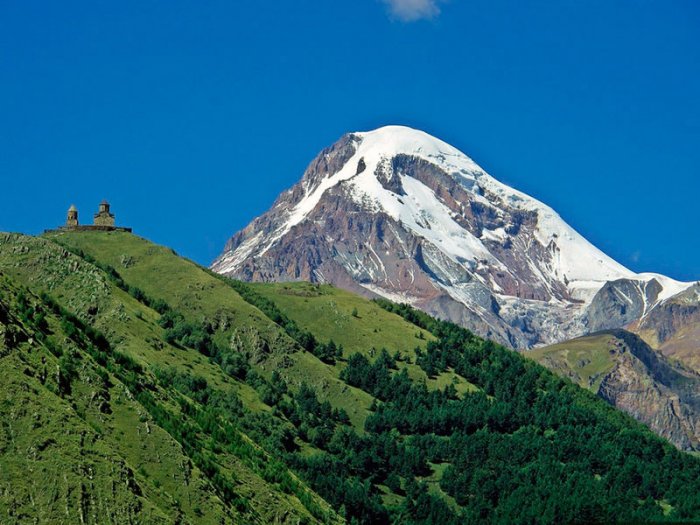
[[528, 333, 618, 392], [0, 273, 233, 523], [249, 281, 434, 354], [1, 229, 700, 524], [0, 233, 341, 524], [44, 230, 377, 429], [250, 282, 478, 396]]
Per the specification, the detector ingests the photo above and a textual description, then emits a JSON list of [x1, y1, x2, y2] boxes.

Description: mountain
[[3, 230, 700, 523], [530, 329, 700, 451], [212, 125, 695, 351]]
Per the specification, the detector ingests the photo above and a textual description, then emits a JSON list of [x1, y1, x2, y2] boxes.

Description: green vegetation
[[528, 333, 619, 392], [371, 301, 700, 522], [0, 233, 339, 524], [249, 282, 477, 397], [249, 282, 434, 357], [2, 230, 700, 523], [224, 280, 344, 364], [46, 230, 376, 430], [0, 275, 234, 523]]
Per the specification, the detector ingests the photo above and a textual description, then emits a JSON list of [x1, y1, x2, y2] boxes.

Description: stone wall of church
[[94, 213, 115, 227]]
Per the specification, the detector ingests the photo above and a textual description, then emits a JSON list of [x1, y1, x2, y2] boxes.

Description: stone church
[[48, 200, 131, 233], [93, 200, 115, 227]]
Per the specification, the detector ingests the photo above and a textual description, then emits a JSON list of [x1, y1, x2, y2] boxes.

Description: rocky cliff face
[[597, 331, 700, 451], [213, 126, 695, 351], [586, 279, 663, 331], [628, 284, 700, 373]]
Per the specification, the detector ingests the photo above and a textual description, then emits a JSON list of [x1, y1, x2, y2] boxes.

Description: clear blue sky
[[1, 1, 698, 280]]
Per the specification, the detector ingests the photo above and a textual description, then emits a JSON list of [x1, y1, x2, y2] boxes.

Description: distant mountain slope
[[629, 284, 700, 373], [530, 330, 700, 450], [213, 125, 695, 351]]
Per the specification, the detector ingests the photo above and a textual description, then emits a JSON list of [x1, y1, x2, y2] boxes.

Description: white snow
[[358, 283, 423, 305], [349, 127, 635, 287], [481, 227, 508, 243], [215, 231, 263, 271], [384, 175, 500, 267]]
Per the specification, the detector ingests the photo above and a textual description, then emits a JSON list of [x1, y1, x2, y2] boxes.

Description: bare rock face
[[212, 126, 695, 352], [629, 284, 700, 373], [586, 278, 663, 332], [596, 331, 700, 451]]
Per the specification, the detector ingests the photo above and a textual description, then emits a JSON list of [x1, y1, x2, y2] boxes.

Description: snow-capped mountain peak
[[212, 126, 691, 348]]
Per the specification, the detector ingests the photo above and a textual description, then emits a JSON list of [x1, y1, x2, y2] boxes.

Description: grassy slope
[[249, 282, 433, 355], [0, 233, 340, 524], [251, 282, 478, 396], [46, 231, 474, 503], [46, 231, 378, 430], [3, 230, 699, 521], [527, 333, 618, 393], [0, 273, 227, 524]]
